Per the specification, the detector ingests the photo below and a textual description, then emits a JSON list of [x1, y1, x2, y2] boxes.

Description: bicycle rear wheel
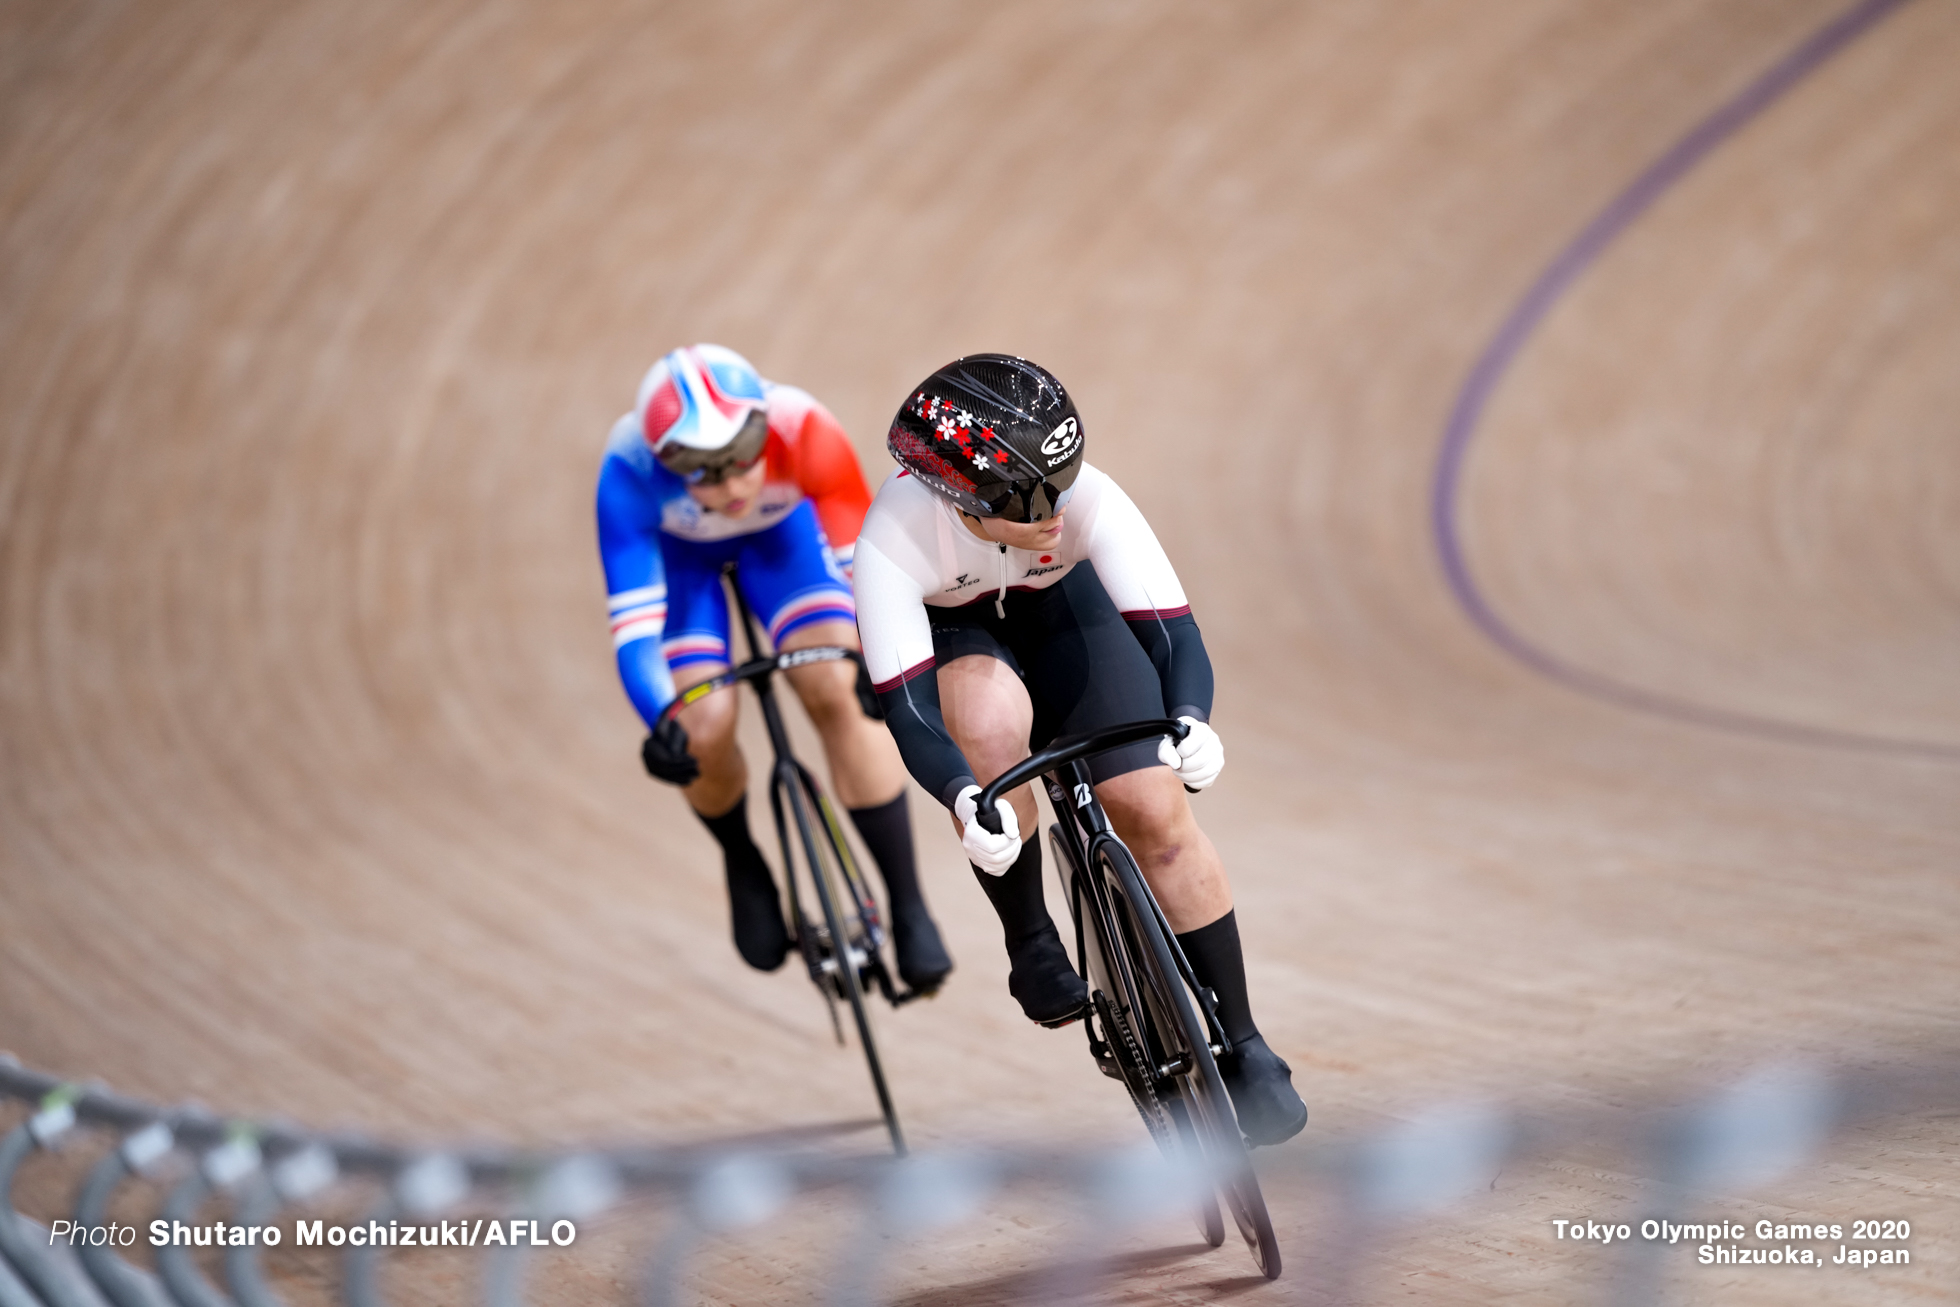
[[1096, 839, 1280, 1279], [1168, 1097, 1228, 1249]]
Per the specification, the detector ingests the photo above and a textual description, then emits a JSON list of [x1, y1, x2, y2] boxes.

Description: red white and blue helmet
[[637, 344, 771, 483]]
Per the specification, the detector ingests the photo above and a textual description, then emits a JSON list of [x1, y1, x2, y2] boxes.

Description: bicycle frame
[[656, 566, 907, 1155], [976, 721, 1280, 1277]]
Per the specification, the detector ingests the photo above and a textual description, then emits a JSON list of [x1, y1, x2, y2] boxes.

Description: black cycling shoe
[[1006, 926, 1090, 1027], [893, 905, 953, 994], [1219, 1034, 1308, 1147], [725, 853, 791, 972]]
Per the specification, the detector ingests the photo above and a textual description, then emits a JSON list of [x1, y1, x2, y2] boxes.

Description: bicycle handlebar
[[973, 718, 1190, 834], [654, 646, 862, 728]]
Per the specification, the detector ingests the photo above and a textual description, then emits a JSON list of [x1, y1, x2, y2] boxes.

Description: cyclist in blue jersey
[[597, 344, 951, 992]]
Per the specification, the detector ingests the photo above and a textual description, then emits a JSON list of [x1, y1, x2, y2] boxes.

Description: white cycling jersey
[[853, 463, 1191, 691]]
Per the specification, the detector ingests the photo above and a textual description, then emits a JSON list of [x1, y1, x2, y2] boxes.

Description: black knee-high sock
[[848, 794, 926, 918], [972, 838, 1053, 947], [697, 793, 765, 863], [1176, 909, 1258, 1046], [695, 794, 788, 968]]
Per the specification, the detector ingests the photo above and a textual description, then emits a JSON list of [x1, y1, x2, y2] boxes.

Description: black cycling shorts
[[928, 563, 1168, 785]]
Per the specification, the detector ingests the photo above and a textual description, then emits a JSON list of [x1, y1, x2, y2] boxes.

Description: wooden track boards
[[3, 2, 1954, 1301]]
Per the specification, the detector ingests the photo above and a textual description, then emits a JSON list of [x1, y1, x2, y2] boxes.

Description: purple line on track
[[1429, 0, 1957, 762]]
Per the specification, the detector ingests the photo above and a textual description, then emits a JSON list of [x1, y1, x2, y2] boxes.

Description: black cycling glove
[[641, 717, 700, 786]]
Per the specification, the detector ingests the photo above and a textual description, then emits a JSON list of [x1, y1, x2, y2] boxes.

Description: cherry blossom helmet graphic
[[887, 354, 1085, 522], [638, 343, 771, 484]]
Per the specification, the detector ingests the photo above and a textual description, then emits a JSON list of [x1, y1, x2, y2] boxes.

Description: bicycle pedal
[[1034, 1001, 1090, 1030], [904, 971, 945, 996]]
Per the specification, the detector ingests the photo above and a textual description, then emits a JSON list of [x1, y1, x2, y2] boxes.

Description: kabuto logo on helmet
[[1040, 416, 1080, 466]]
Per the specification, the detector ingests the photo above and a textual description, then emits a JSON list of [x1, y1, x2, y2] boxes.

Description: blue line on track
[[1429, 0, 1956, 762]]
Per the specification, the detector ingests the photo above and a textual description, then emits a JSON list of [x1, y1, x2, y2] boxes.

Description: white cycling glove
[[953, 784, 1022, 875], [1157, 717, 1225, 791]]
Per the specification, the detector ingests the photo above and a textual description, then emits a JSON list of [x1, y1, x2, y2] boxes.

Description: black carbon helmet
[[887, 354, 1085, 522]]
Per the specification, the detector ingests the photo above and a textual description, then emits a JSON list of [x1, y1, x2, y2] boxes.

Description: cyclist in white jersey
[[852, 354, 1306, 1146]]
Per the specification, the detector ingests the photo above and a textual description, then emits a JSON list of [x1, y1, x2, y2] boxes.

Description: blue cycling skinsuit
[[597, 382, 869, 723], [595, 372, 951, 992]]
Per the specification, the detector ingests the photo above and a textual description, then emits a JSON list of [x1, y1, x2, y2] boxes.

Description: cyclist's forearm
[[873, 660, 978, 808], [1125, 609, 1214, 722], [597, 451, 678, 730], [616, 639, 678, 730]]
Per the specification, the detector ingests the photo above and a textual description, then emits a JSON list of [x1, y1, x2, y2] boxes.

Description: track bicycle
[[655, 565, 927, 1156], [975, 721, 1282, 1278]]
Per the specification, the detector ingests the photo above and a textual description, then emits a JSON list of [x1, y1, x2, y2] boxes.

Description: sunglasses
[[971, 461, 1080, 523], [657, 409, 770, 485]]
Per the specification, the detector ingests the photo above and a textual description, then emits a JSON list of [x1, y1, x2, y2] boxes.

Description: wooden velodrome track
[[3, 1, 1955, 1302]]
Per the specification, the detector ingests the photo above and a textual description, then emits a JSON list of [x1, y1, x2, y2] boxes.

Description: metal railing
[[2, 1049, 1951, 1305]]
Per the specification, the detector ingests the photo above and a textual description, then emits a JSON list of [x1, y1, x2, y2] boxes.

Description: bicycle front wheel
[[778, 760, 906, 1155], [1097, 839, 1280, 1279], [1058, 823, 1225, 1249]]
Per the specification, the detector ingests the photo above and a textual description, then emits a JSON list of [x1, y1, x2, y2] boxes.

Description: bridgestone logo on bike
[[778, 648, 850, 668]]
